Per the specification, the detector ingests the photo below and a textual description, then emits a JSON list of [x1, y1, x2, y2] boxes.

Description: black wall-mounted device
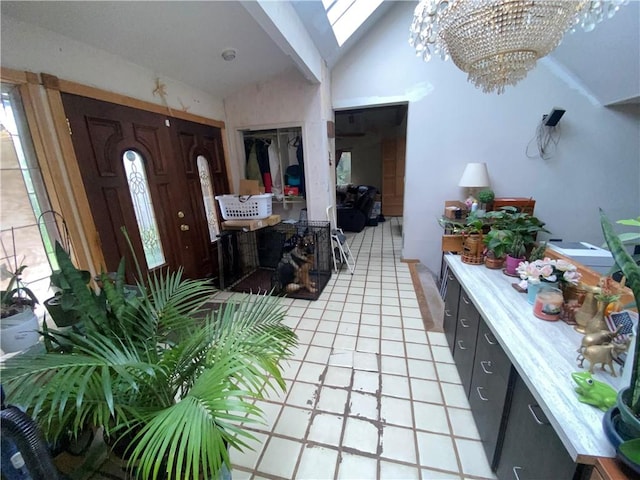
[[543, 107, 566, 127]]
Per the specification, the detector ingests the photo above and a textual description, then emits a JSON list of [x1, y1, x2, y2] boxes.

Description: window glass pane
[[1, 85, 55, 306], [196, 155, 220, 242], [336, 151, 352, 185], [122, 150, 165, 269]]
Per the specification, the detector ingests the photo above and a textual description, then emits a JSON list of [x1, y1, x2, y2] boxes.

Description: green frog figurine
[[571, 371, 617, 412]]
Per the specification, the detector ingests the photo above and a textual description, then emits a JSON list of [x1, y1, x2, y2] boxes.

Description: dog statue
[[275, 231, 317, 294]]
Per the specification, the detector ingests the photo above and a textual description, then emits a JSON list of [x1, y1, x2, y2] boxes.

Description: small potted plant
[[600, 211, 640, 468], [476, 188, 495, 217], [1, 263, 40, 353], [483, 228, 510, 269]]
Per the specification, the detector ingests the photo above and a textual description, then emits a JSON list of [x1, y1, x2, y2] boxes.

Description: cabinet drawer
[[469, 320, 513, 469], [443, 272, 461, 353], [496, 374, 576, 480], [453, 290, 480, 397]]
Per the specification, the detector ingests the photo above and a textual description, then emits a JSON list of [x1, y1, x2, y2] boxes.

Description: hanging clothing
[[268, 141, 282, 196], [245, 142, 263, 187]]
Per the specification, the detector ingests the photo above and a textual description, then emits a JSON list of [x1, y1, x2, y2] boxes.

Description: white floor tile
[[349, 391, 378, 420], [414, 401, 450, 434], [322, 309, 341, 321], [440, 383, 469, 409], [297, 361, 326, 384], [273, 405, 312, 439], [305, 345, 332, 364], [295, 444, 338, 480], [323, 366, 352, 388], [359, 324, 380, 339], [336, 452, 377, 480], [356, 337, 379, 353], [307, 412, 343, 447], [333, 334, 357, 351], [381, 355, 408, 376], [448, 407, 481, 439], [431, 345, 454, 363], [285, 381, 318, 409], [381, 373, 411, 399], [403, 317, 426, 330], [353, 351, 378, 372], [311, 331, 335, 348], [342, 416, 380, 454], [411, 378, 444, 405], [427, 331, 448, 346], [405, 342, 432, 361], [436, 362, 462, 384], [381, 424, 417, 463], [251, 400, 282, 433], [316, 386, 349, 415], [380, 395, 413, 427], [379, 460, 420, 479], [420, 468, 462, 479], [416, 431, 459, 472], [337, 322, 359, 335], [408, 358, 438, 380], [256, 437, 302, 478], [455, 438, 496, 479], [381, 326, 404, 342], [381, 339, 405, 357], [297, 318, 319, 331], [328, 349, 354, 368], [317, 320, 339, 333], [352, 370, 379, 394]]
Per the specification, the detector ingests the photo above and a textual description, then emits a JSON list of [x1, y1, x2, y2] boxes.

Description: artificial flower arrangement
[[517, 257, 582, 290]]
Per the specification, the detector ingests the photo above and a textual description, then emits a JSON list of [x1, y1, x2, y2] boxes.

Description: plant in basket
[[600, 210, 640, 471]]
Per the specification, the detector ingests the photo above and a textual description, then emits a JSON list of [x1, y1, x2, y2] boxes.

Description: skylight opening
[[323, 0, 384, 47]]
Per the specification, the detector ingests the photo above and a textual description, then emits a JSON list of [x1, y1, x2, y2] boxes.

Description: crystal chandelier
[[409, 0, 629, 94]]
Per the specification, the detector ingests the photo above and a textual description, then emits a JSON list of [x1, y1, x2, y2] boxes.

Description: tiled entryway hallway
[[213, 218, 495, 480]]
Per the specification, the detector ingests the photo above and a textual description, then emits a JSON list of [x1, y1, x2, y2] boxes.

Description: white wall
[[223, 65, 334, 222], [332, 2, 640, 275], [1, 15, 226, 120]]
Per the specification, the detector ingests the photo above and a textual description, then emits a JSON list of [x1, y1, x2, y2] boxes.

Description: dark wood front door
[[62, 93, 228, 280]]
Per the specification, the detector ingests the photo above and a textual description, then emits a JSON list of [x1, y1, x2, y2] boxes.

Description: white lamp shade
[[458, 162, 490, 187]]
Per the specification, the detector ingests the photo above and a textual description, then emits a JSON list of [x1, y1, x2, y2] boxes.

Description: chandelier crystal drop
[[409, 0, 629, 94]]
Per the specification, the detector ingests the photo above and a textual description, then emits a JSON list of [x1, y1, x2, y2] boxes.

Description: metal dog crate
[[218, 221, 332, 300]]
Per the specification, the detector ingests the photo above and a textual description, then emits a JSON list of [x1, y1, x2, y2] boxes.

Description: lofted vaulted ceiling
[[2, 1, 638, 105]]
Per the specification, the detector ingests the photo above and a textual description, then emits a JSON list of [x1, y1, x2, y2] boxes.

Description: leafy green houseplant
[[1, 263, 41, 353], [600, 210, 640, 465], [1, 240, 297, 479]]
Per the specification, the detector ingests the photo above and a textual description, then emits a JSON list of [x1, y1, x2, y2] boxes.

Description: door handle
[[480, 360, 493, 374], [459, 318, 469, 328], [484, 333, 497, 345], [462, 295, 470, 304], [180, 224, 190, 231], [476, 386, 489, 401], [444, 309, 452, 317], [456, 340, 467, 350], [528, 404, 549, 425], [512, 466, 523, 480]]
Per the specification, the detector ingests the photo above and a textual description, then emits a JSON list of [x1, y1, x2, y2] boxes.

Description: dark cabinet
[[469, 320, 514, 469], [453, 291, 480, 397], [496, 374, 576, 480], [443, 270, 461, 353]]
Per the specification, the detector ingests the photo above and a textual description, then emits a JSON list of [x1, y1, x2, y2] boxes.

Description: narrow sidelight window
[[196, 155, 220, 241]]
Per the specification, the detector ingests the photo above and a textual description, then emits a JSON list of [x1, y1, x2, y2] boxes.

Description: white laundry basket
[[215, 193, 273, 220]]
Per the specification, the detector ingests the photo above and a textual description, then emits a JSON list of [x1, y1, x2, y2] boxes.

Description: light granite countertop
[[445, 254, 623, 464]]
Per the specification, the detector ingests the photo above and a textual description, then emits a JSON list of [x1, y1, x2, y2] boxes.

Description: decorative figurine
[[577, 342, 627, 377], [571, 371, 617, 411], [577, 326, 623, 354]]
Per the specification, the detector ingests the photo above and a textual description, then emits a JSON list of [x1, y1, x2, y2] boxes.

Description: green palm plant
[[1, 238, 297, 480]]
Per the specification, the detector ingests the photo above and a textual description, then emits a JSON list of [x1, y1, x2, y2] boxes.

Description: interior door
[[381, 137, 405, 216], [61, 93, 222, 280]]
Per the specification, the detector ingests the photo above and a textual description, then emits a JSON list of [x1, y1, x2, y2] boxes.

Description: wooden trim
[[1, 67, 30, 85], [43, 86, 105, 274], [41, 73, 60, 90], [402, 258, 420, 263], [55, 77, 226, 128]]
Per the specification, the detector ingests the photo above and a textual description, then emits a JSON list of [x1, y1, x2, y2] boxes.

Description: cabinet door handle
[[512, 466, 523, 480], [444, 309, 452, 317], [459, 318, 469, 328], [483, 333, 497, 345], [476, 386, 489, 401], [457, 340, 467, 350], [528, 404, 549, 425], [480, 360, 493, 374], [462, 295, 470, 305], [447, 274, 455, 281]]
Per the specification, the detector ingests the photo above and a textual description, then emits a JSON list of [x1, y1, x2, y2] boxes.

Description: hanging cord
[[36, 210, 70, 255], [152, 78, 175, 117], [526, 118, 561, 160]]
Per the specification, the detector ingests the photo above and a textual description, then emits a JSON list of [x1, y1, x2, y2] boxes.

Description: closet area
[[241, 127, 306, 220]]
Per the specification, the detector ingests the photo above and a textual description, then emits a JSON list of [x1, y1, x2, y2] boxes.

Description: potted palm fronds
[[1, 237, 297, 480], [600, 211, 640, 470]]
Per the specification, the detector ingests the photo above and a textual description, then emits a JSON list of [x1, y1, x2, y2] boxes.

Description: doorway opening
[[334, 103, 408, 217]]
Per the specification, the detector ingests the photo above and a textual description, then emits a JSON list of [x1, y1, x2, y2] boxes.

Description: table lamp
[[458, 162, 490, 209]]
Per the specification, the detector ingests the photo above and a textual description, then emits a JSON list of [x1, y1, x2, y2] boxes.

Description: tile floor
[[212, 218, 496, 480]]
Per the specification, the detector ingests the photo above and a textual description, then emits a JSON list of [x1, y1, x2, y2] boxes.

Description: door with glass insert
[[61, 93, 224, 280]]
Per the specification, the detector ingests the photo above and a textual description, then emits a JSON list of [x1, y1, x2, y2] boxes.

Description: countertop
[[444, 254, 624, 464]]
